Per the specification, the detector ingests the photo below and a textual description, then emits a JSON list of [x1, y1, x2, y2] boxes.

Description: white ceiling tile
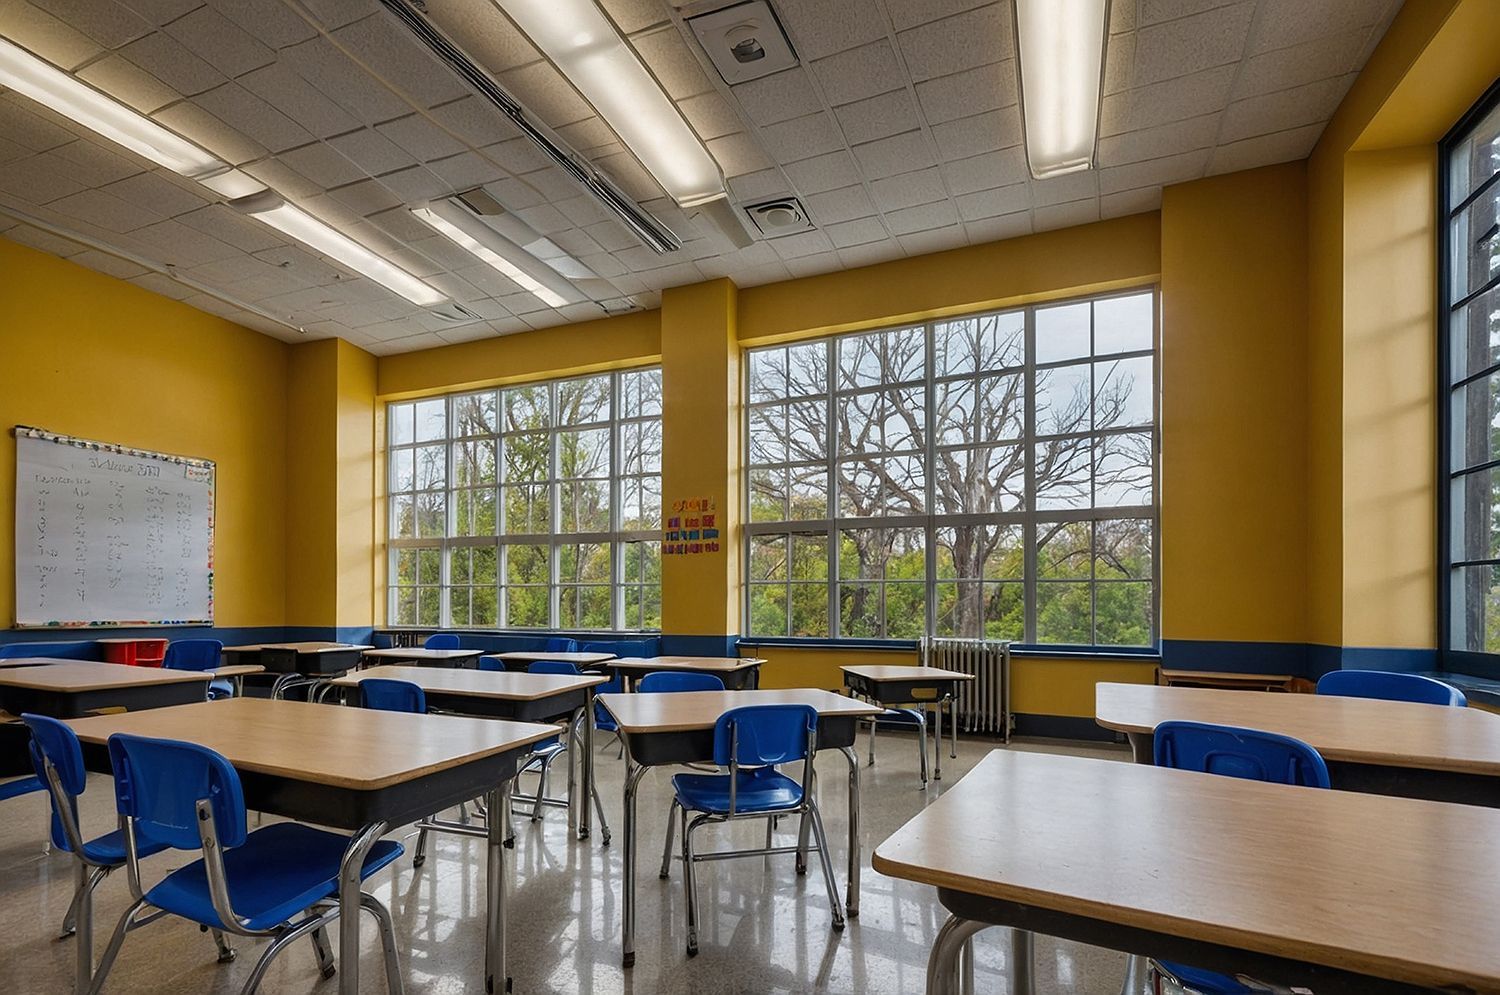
[[427, 151, 506, 190], [728, 168, 790, 203], [769, 228, 835, 259], [1132, 2, 1253, 86], [1206, 122, 1322, 175], [483, 137, 553, 176], [783, 150, 861, 194], [869, 167, 948, 211], [279, 34, 413, 125], [1137, 0, 1242, 26], [119, 30, 225, 96], [376, 114, 468, 162], [2, 222, 85, 256], [164, 6, 276, 78], [835, 89, 919, 146], [679, 91, 744, 142], [556, 117, 620, 155], [195, 83, 314, 154], [760, 112, 845, 163], [151, 100, 267, 165], [1106, 65, 1236, 134], [238, 63, 361, 140], [896, 6, 1011, 83], [731, 67, 825, 127], [31, 0, 150, 48], [1030, 170, 1099, 207], [1098, 113, 1219, 166], [1109, 0, 1137, 33], [897, 223, 966, 255], [914, 60, 1016, 126], [0, 136, 28, 164], [954, 182, 1028, 221], [885, 0, 996, 33], [483, 175, 546, 210], [1103, 31, 1135, 95], [836, 240, 903, 269], [1033, 198, 1100, 232], [1218, 73, 1354, 143], [327, 178, 405, 217], [930, 107, 1020, 160], [775, 0, 889, 61], [217, 0, 319, 49], [515, 202, 573, 235], [804, 185, 878, 225], [595, 150, 664, 201], [1098, 148, 1210, 195], [521, 166, 588, 202], [851, 131, 938, 179], [0, 154, 88, 202], [1099, 185, 1163, 219], [0, 95, 77, 152], [128, 270, 194, 299], [279, 141, 367, 189], [252, 244, 347, 285], [332, 14, 471, 107], [50, 138, 144, 186], [782, 251, 843, 279], [500, 61, 596, 128], [884, 199, 959, 236], [825, 215, 889, 248], [810, 41, 904, 108], [963, 209, 1032, 243], [0, 1, 102, 71], [1233, 28, 1368, 98], [102, 170, 208, 217], [130, 218, 242, 265], [584, 220, 640, 253], [76, 54, 180, 113], [707, 131, 775, 177], [603, 0, 670, 34], [936, 147, 1032, 195], [630, 26, 714, 100], [115, 0, 200, 27], [1250, 0, 1391, 54], [376, 165, 452, 203], [241, 158, 322, 199], [327, 128, 416, 176], [178, 204, 289, 254]]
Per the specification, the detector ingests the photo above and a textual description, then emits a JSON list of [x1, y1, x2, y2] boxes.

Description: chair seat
[[144, 822, 403, 931], [1154, 960, 1255, 994], [0, 775, 43, 802], [78, 824, 172, 865], [208, 679, 234, 699], [672, 767, 803, 815]]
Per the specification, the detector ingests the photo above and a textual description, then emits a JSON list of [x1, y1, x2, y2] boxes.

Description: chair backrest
[[713, 704, 818, 769], [163, 638, 223, 672], [478, 655, 504, 672], [107, 733, 247, 851], [1154, 720, 1330, 788], [1316, 670, 1466, 707], [529, 660, 582, 676], [639, 671, 726, 694], [359, 678, 427, 713], [425, 633, 461, 650], [544, 637, 579, 653], [22, 713, 88, 852], [580, 640, 653, 659]]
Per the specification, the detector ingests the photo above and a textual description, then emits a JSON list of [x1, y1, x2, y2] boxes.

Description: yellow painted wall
[[1160, 163, 1309, 644], [0, 236, 288, 627], [336, 341, 378, 628]]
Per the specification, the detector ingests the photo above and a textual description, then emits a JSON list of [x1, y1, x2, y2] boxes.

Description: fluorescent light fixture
[[0, 36, 225, 178], [489, 0, 726, 209], [244, 199, 446, 307], [412, 205, 574, 308], [197, 168, 267, 200], [1014, 0, 1110, 180]]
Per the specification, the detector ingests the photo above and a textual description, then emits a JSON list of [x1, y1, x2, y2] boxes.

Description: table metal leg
[[74, 859, 92, 993], [486, 783, 510, 994], [1117, 952, 1148, 995], [1011, 927, 1035, 995], [621, 759, 650, 967], [949, 694, 958, 759], [580, 694, 594, 841], [925, 915, 990, 995], [934, 699, 943, 781], [338, 820, 387, 995], [838, 745, 861, 917]]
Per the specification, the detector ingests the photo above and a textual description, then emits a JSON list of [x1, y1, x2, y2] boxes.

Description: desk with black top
[[221, 641, 371, 697], [66, 699, 556, 995], [485, 650, 617, 672], [359, 647, 484, 668], [603, 655, 767, 690], [0, 662, 211, 717], [841, 665, 975, 781]]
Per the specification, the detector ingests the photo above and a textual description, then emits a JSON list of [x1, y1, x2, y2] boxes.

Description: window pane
[[621, 421, 661, 477], [1037, 583, 1091, 643], [389, 403, 415, 446], [390, 448, 414, 491], [787, 397, 827, 462], [936, 525, 1023, 580], [391, 494, 415, 539], [1095, 519, 1152, 580], [750, 534, 787, 582], [1094, 583, 1153, 646], [934, 445, 1024, 514], [983, 582, 1024, 640], [454, 439, 497, 487], [749, 348, 789, 404], [560, 542, 610, 583], [558, 374, 610, 425], [1452, 467, 1500, 562], [560, 428, 610, 480], [934, 311, 1024, 376], [394, 585, 417, 625], [394, 549, 418, 586], [415, 445, 446, 490], [1449, 187, 1500, 302], [789, 465, 828, 520], [503, 484, 551, 534], [453, 391, 497, 436], [1038, 522, 1091, 580], [508, 585, 549, 627], [1036, 301, 1090, 364], [1094, 293, 1153, 355], [1450, 281, 1500, 384], [418, 548, 442, 585], [749, 405, 787, 464], [1448, 100, 1500, 201], [621, 368, 662, 417], [977, 374, 1024, 441], [504, 433, 549, 485], [560, 479, 609, 533], [749, 584, 788, 636], [1096, 432, 1153, 507], [1035, 436, 1091, 510], [455, 488, 497, 536], [1452, 370, 1500, 470], [935, 380, 976, 446], [415, 399, 446, 442], [506, 544, 548, 585], [840, 326, 924, 389], [417, 587, 441, 626], [1036, 363, 1091, 436], [750, 467, 787, 522], [470, 584, 498, 626], [787, 341, 826, 398], [414, 492, 446, 537], [791, 534, 829, 580], [504, 385, 550, 431], [560, 585, 610, 628], [623, 541, 661, 585], [790, 583, 828, 636], [1094, 356, 1153, 429]]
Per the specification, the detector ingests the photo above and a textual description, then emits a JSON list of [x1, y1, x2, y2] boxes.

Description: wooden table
[[1096, 681, 1500, 805], [486, 650, 616, 672], [208, 663, 264, 696], [359, 647, 484, 668], [329, 665, 608, 841], [875, 749, 1500, 995], [0, 655, 95, 669], [842, 665, 976, 782], [603, 655, 767, 690], [0, 662, 210, 717], [66, 699, 556, 995], [1157, 668, 1296, 691], [221, 642, 372, 697], [598, 688, 882, 967]]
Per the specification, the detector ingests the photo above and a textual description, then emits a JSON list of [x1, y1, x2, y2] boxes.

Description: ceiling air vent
[[430, 302, 481, 324], [687, 1, 797, 85], [744, 196, 814, 238]]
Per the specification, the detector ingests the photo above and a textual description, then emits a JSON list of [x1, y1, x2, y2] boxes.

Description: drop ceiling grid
[[0, 0, 1407, 355]]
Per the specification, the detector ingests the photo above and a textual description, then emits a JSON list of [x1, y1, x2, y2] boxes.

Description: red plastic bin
[[99, 638, 169, 668]]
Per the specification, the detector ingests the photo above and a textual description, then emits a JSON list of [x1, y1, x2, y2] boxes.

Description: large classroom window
[[1442, 81, 1500, 665], [745, 289, 1158, 647], [387, 368, 662, 630]]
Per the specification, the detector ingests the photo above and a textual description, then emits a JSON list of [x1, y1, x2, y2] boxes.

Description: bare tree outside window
[[746, 290, 1157, 646]]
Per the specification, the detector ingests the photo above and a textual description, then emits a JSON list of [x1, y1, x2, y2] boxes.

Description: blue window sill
[[735, 635, 1160, 662]]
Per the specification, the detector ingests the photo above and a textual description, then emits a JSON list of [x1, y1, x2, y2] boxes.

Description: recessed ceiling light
[[412, 204, 577, 309], [1014, 0, 1110, 180]]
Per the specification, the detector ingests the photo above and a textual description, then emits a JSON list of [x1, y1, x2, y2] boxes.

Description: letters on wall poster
[[661, 496, 720, 555]]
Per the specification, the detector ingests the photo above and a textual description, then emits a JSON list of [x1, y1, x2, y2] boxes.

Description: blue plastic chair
[[358, 678, 426, 713], [639, 672, 726, 694], [478, 655, 504, 672], [529, 660, 582, 676], [425, 633, 460, 650], [163, 639, 233, 699], [544, 637, 579, 652], [1316, 670, 1466, 707], [0, 774, 43, 801], [666, 704, 843, 956], [22, 715, 185, 989], [1149, 721, 1330, 993], [90, 733, 405, 995]]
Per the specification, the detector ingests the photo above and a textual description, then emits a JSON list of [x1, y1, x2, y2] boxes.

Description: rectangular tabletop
[[209, 664, 265, 679], [842, 665, 976, 682], [331, 665, 605, 702], [600, 687, 881, 734], [0, 656, 97, 669], [873, 749, 1500, 993], [359, 647, 482, 662], [222, 641, 373, 653], [1095, 682, 1500, 775], [604, 655, 766, 673], [489, 651, 616, 665], [0, 662, 208, 692]]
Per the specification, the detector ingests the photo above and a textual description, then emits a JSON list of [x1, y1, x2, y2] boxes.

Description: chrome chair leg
[[211, 928, 237, 963], [659, 800, 678, 879], [60, 863, 109, 938], [413, 824, 430, 868], [924, 915, 990, 995], [87, 898, 148, 995], [805, 800, 846, 930], [867, 715, 877, 766], [683, 814, 703, 957], [310, 924, 336, 979], [360, 892, 406, 995]]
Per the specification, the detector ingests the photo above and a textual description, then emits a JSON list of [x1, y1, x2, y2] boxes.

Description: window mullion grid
[[610, 371, 622, 631], [825, 338, 839, 638], [1023, 306, 1039, 644], [549, 381, 561, 630], [923, 318, 938, 643]]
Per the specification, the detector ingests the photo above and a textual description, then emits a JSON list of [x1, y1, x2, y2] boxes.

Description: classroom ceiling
[[0, 0, 1401, 354]]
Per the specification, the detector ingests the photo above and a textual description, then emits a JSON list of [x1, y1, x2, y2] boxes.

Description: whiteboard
[[14, 426, 214, 627]]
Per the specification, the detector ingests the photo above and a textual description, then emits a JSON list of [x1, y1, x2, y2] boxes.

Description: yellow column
[[659, 279, 741, 647]]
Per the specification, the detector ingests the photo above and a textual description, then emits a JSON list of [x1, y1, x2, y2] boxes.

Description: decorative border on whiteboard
[[13, 425, 215, 628]]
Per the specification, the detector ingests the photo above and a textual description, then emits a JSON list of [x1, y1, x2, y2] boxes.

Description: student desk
[[603, 655, 767, 690], [0, 662, 210, 717], [329, 665, 608, 840], [221, 642, 371, 697], [598, 688, 882, 967], [1156, 668, 1297, 691], [1095, 681, 1500, 805], [875, 749, 1500, 995], [208, 663, 265, 697], [841, 665, 976, 781], [486, 650, 616, 672], [359, 647, 484, 668], [66, 699, 556, 995], [0, 656, 91, 668]]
